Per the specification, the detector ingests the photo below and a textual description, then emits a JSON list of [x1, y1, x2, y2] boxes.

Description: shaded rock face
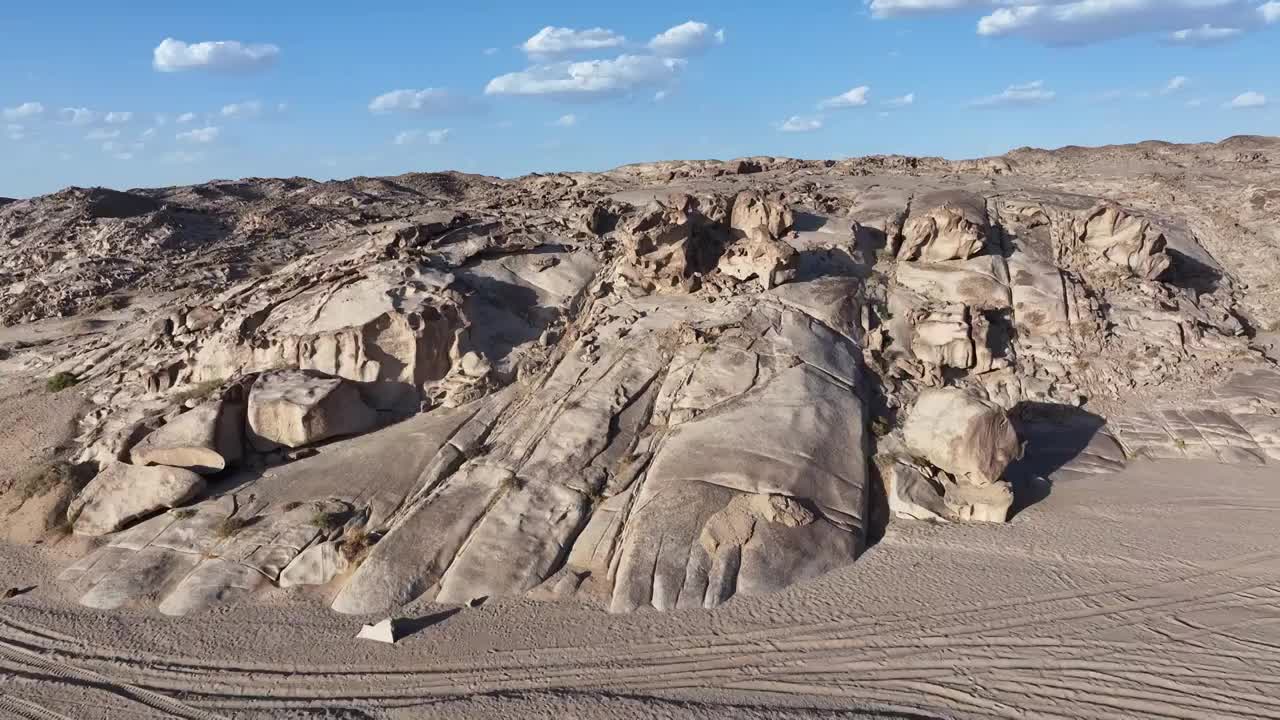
[[130, 399, 242, 473], [8, 137, 1280, 616]]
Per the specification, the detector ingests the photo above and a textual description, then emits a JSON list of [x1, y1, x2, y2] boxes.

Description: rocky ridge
[[3, 136, 1280, 617]]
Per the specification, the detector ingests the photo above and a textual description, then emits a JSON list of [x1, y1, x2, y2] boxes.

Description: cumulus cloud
[[969, 80, 1055, 108], [870, 0, 1276, 45], [779, 115, 823, 133], [1227, 91, 1268, 108], [177, 126, 220, 143], [369, 88, 474, 113], [648, 21, 725, 57], [104, 111, 133, 124], [2, 102, 44, 121], [59, 107, 95, 125], [885, 92, 916, 107], [176, 112, 196, 124], [221, 100, 263, 119], [818, 86, 871, 109], [85, 128, 120, 140], [5, 124, 25, 141], [394, 128, 451, 145], [1162, 76, 1189, 94], [553, 113, 577, 127], [521, 26, 626, 58], [153, 38, 280, 72], [1168, 24, 1244, 45], [485, 54, 685, 97]]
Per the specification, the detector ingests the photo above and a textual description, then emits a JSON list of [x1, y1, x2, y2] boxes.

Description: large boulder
[[1076, 205, 1171, 280], [247, 370, 378, 450], [615, 194, 716, 293], [68, 462, 206, 536], [902, 389, 1020, 487], [729, 190, 794, 240], [717, 233, 799, 290], [130, 400, 242, 474], [898, 191, 989, 262]]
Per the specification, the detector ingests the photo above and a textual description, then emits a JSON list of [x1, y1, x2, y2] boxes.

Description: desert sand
[[3, 459, 1278, 718]]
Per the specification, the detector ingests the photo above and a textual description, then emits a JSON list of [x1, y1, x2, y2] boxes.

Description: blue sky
[[1, 0, 1277, 197]]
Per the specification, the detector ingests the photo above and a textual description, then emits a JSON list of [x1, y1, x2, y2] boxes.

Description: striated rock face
[[5, 137, 1279, 617]]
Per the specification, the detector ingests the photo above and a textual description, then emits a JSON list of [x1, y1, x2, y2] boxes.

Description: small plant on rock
[[46, 372, 79, 393], [214, 516, 252, 539]]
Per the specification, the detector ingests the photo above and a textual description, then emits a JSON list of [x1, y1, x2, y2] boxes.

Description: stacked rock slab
[[247, 370, 378, 450], [884, 389, 1021, 523]]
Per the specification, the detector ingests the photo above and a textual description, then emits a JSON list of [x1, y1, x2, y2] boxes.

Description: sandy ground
[[1, 458, 1278, 719]]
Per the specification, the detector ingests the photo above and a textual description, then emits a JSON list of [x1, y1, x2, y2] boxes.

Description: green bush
[[46, 372, 79, 393]]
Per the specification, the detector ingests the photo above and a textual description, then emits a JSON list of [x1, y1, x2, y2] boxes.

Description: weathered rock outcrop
[[130, 399, 242, 473], [898, 191, 990, 262], [1075, 205, 1172, 281], [3, 137, 1275, 618], [68, 462, 206, 536], [247, 371, 378, 450]]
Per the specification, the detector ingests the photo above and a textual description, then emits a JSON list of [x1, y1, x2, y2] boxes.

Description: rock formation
[[3, 136, 1280, 617]]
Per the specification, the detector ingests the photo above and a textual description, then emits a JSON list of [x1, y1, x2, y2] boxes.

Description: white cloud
[[521, 26, 626, 58], [1227, 91, 1268, 109], [104, 111, 133, 124], [1168, 25, 1244, 45], [1162, 76, 1189, 94], [86, 128, 120, 140], [885, 92, 915, 107], [394, 130, 423, 145], [2, 102, 43, 121], [648, 21, 725, 57], [871, 0, 1274, 46], [369, 88, 472, 113], [153, 37, 280, 72], [779, 115, 823, 133], [141, 128, 157, 139], [553, 113, 577, 127], [177, 126, 220, 143], [868, 0, 990, 16], [394, 128, 451, 145], [221, 100, 263, 119], [176, 112, 196, 124], [818, 86, 871, 109], [485, 54, 685, 97], [969, 80, 1055, 107], [654, 89, 669, 102], [59, 107, 95, 125], [5, 124, 25, 141]]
